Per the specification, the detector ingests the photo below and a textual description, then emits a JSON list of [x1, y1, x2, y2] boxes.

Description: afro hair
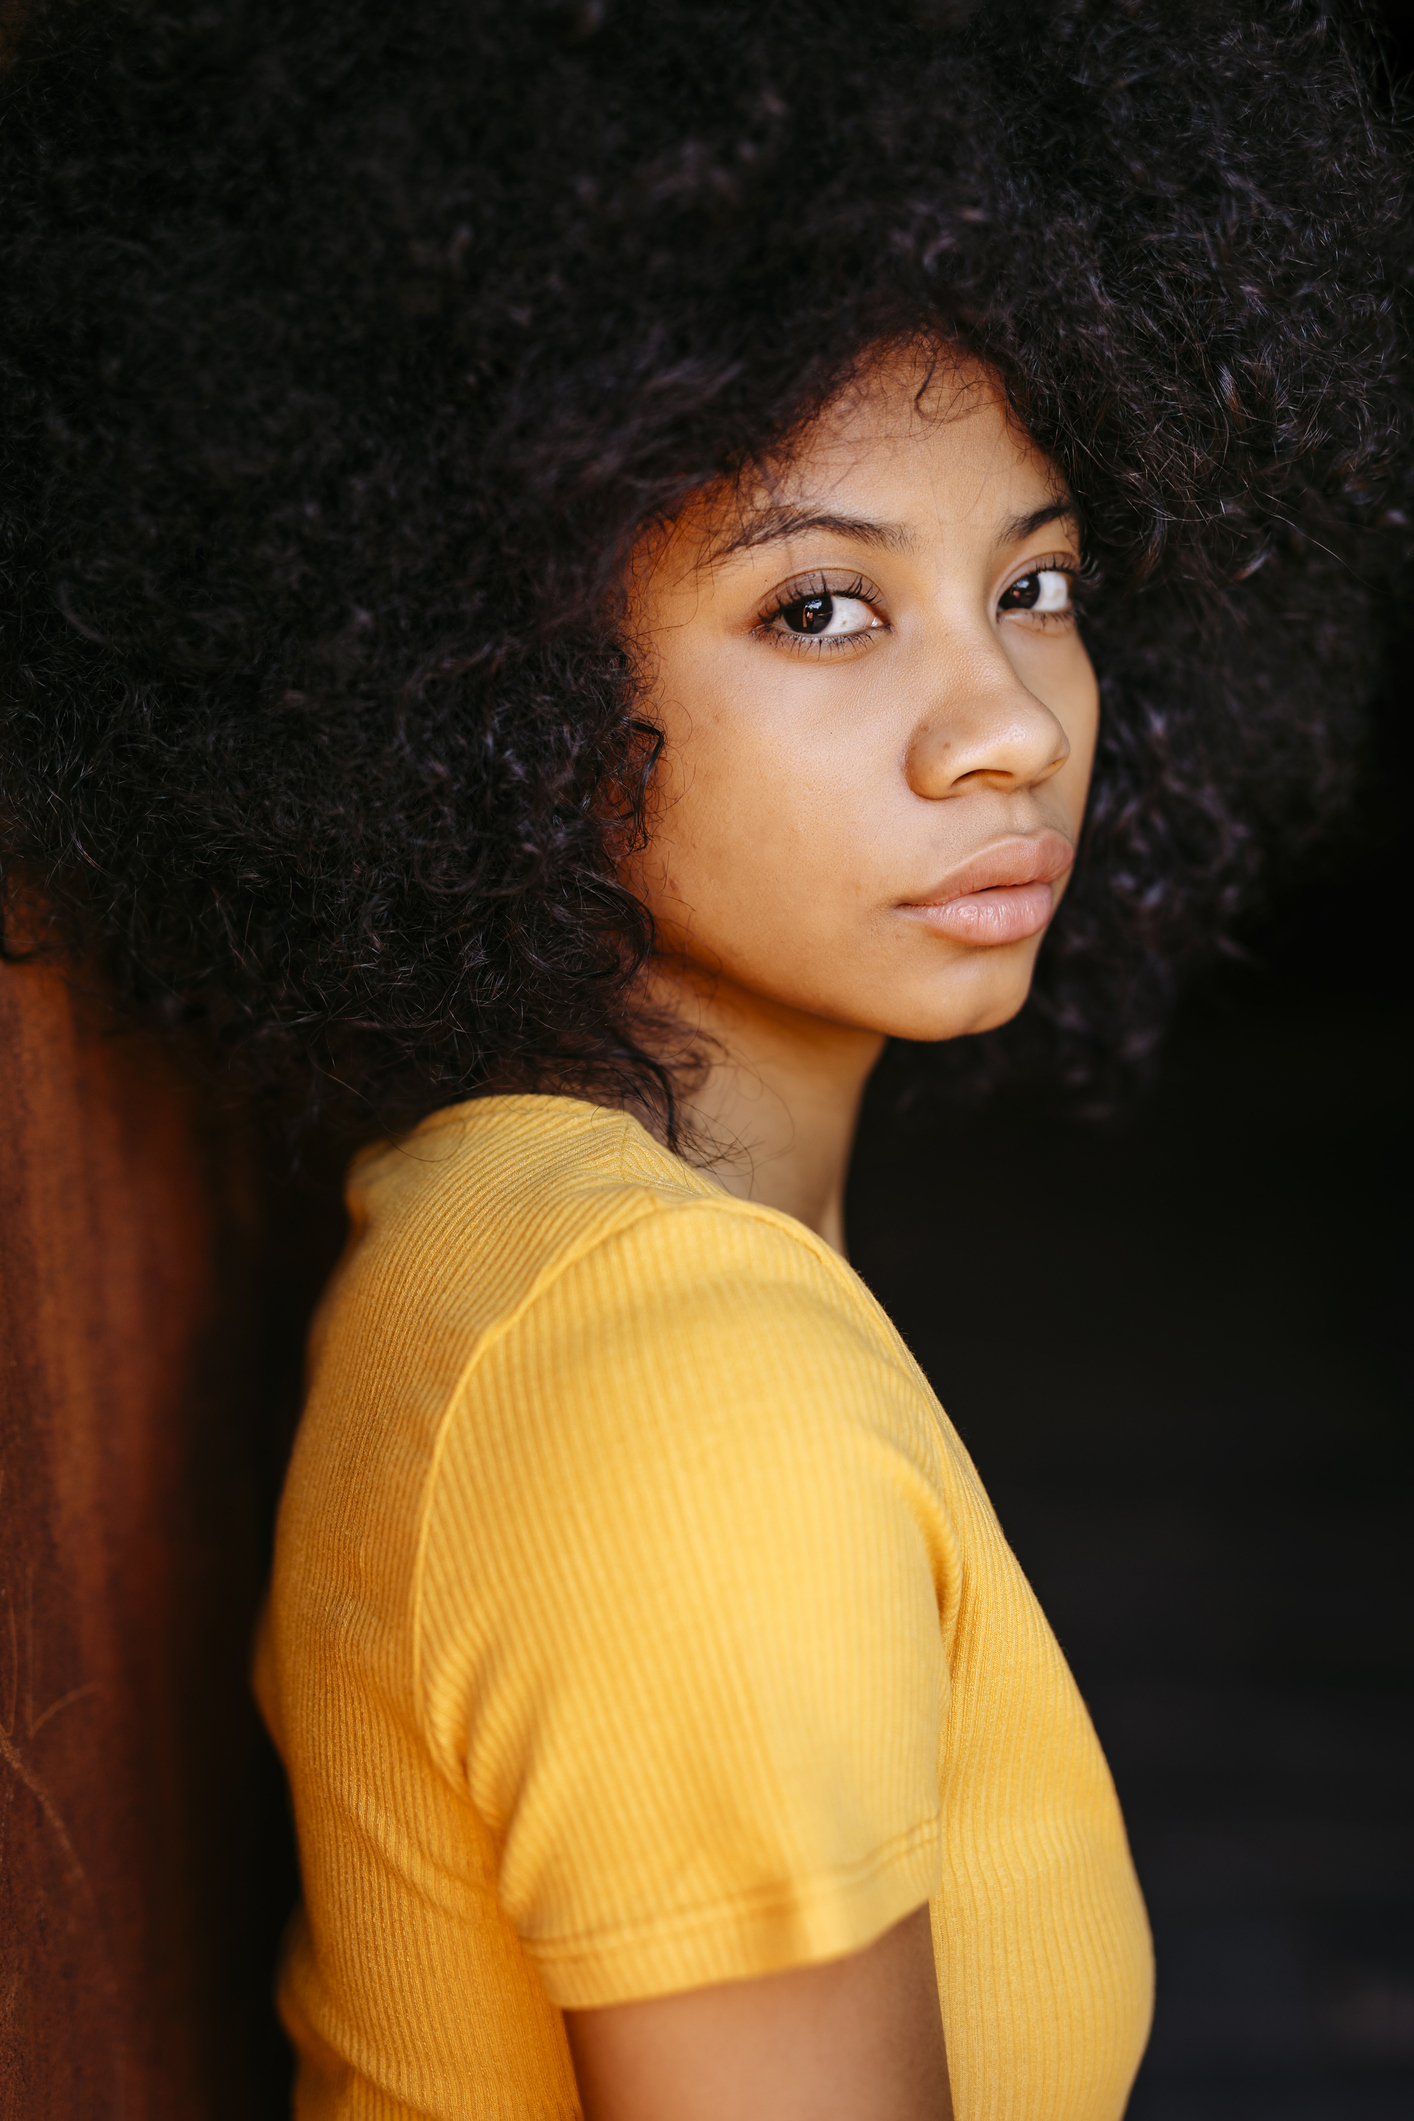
[[0, 0, 1409, 1132]]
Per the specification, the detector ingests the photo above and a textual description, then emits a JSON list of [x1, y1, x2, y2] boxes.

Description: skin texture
[[624, 348, 1100, 1251], [568, 1906, 951, 2121], [570, 349, 1100, 2117]]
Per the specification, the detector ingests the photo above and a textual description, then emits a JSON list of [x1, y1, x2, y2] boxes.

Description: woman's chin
[[879, 956, 1042, 1045]]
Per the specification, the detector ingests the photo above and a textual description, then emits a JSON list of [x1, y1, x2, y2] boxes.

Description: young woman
[[1, 4, 1408, 2117]]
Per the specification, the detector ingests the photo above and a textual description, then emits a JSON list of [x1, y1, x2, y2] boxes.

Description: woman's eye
[[998, 568, 1073, 616], [769, 590, 880, 640]]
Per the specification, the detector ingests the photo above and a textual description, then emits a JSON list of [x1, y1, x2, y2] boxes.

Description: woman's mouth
[[900, 832, 1075, 946]]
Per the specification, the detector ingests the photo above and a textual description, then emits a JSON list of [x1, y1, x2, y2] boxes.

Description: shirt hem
[[525, 1814, 942, 2009]]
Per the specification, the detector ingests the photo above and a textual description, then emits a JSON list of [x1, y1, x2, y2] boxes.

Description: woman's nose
[[904, 658, 1071, 801]]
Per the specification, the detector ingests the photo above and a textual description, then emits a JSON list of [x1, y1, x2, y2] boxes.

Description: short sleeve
[[415, 1201, 950, 2008]]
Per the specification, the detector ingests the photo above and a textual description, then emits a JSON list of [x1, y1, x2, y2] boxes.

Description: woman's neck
[[638, 966, 885, 1255]]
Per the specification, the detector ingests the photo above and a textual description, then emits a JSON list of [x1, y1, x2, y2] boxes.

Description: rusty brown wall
[[0, 951, 333, 2118]]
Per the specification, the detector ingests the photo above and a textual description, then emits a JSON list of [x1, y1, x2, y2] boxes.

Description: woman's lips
[[900, 831, 1075, 947], [918, 878, 1057, 944]]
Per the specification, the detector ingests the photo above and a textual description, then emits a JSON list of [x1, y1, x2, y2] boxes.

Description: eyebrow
[[710, 506, 917, 560], [710, 494, 1079, 561], [1004, 498, 1080, 544]]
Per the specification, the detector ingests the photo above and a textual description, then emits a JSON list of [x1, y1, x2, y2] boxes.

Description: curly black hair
[[0, 0, 1409, 1134]]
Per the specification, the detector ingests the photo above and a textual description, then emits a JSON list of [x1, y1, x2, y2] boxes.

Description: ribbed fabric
[[254, 1094, 1152, 2120]]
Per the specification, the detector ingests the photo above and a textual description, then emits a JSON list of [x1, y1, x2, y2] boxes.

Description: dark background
[[849, 13, 1414, 2113]]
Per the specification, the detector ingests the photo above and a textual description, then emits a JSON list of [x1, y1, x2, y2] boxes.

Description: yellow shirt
[[255, 1095, 1152, 2120]]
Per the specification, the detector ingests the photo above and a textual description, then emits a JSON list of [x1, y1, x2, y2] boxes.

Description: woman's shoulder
[[298, 1092, 934, 1514], [333, 1091, 888, 1362]]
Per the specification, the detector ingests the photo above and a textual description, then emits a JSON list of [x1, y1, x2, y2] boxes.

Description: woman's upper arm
[[566, 1904, 953, 2121], [421, 1208, 950, 2004]]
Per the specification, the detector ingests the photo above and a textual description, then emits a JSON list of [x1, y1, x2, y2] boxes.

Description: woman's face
[[627, 350, 1099, 1048]]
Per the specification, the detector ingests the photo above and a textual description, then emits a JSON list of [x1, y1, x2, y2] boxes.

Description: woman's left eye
[[998, 568, 1074, 616], [767, 590, 881, 641]]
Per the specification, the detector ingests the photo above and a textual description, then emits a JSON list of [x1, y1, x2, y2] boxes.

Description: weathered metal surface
[[0, 951, 305, 2119]]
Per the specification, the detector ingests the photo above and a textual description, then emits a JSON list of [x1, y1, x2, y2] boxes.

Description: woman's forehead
[[652, 363, 1070, 586]]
